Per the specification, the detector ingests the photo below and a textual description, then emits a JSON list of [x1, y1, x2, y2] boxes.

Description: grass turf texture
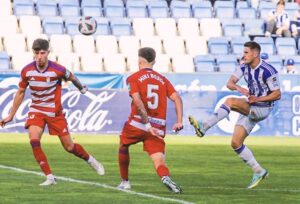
[[0, 134, 299, 204]]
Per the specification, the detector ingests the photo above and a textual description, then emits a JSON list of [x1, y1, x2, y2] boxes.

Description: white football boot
[[39, 174, 57, 186], [117, 180, 131, 190], [88, 155, 105, 176]]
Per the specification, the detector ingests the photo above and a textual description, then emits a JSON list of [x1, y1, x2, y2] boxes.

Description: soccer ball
[[78, 16, 97, 35]]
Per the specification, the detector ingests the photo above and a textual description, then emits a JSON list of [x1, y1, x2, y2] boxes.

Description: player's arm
[[65, 69, 88, 94], [169, 92, 183, 132], [227, 75, 249, 96], [248, 74, 281, 104], [0, 87, 26, 127], [131, 92, 160, 137], [248, 89, 281, 104]]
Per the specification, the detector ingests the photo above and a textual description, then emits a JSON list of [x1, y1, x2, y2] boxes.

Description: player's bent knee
[[231, 140, 242, 149], [64, 145, 74, 152]]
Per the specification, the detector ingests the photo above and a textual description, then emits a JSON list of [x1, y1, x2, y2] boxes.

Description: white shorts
[[236, 106, 273, 135]]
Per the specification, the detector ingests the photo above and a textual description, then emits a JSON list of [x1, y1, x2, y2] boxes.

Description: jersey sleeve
[[127, 76, 139, 96], [232, 65, 244, 80], [266, 73, 280, 91], [18, 69, 28, 88], [165, 77, 176, 97], [63, 68, 73, 80]]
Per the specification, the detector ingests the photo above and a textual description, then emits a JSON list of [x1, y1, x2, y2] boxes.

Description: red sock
[[119, 146, 129, 180], [156, 165, 170, 178], [71, 143, 90, 161], [30, 139, 52, 176]]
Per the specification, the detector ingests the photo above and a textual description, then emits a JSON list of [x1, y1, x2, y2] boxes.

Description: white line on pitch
[[196, 186, 300, 193], [0, 164, 194, 204]]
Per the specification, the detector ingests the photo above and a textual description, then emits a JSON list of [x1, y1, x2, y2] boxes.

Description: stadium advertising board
[[0, 87, 299, 136]]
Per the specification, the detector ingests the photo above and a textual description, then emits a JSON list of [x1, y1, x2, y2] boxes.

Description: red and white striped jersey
[[19, 60, 72, 117], [126, 68, 176, 135]]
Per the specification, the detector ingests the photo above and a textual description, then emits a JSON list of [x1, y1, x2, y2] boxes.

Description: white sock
[[47, 174, 55, 180], [204, 104, 230, 131], [235, 144, 263, 173], [87, 155, 93, 162]]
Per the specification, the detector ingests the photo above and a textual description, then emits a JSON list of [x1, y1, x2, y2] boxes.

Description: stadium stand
[[194, 54, 215, 72], [81, 0, 103, 17], [13, 0, 35, 16], [0, 0, 299, 73], [0, 51, 10, 70], [148, 0, 169, 19], [96, 35, 118, 55]]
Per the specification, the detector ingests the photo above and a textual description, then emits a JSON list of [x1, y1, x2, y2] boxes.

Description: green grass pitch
[[0, 134, 299, 204]]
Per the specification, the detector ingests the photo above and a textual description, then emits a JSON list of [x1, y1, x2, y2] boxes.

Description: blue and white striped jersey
[[233, 60, 280, 107], [268, 10, 290, 28]]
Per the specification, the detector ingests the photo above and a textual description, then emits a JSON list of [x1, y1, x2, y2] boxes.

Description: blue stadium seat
[[148, 1, 169, 19], [236, 1, 249, 9], [254, 37, 275, 55], [103, 0, 125, 18], [13, 0, 35, 16], [276, 37, 297, 56], [208, 37, 230, 55], [237, 8, 256, 19], [267, 55, 283, 71], [243, 19, 265, 36], [81, 0, 103, 17], [217, 54, 237, 72], [36, 0, 58, 17], [214, 0, 235, 19], [221, 19, 243, 37], [65, 17, 81, 36], [110, 18, 132, 36], [231, 36, 250, 55], [94, 17, 110, 35], [59, 0, 80, 17], [0, 52, 10, 70], [170, 0, 192, 19], [42, 17, 64, 36], [194, 54, 215, 72], [192, 1, 212, 19], [258, 1, 276, 19], [285, 2, 299, 19], [126, 0, 148, 18]]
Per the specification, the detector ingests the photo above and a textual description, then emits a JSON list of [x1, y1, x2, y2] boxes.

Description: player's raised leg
[[232, 125, 268, 188], [150, 152, 182, 193], [117, 144, 131, 190], [29, 125, 56, 186], [59, 134, 105, 176], [189, 104, 231, 137], [189, 98, 249, 137]]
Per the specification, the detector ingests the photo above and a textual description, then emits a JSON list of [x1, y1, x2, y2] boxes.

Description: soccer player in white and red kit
[[0, 39, 105, 185], [117, 47, 183, 193]]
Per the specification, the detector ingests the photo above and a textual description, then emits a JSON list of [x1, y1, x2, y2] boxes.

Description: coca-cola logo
[[0, 87, 116, 132]]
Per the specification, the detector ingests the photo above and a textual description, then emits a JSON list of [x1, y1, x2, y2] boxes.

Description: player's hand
[[248, 95, 259, 104], [0, 116, 13, 128], [172, 123, 183, 133], [80, 85, 88, 94], [149, 127, 164, 140], [276, 28, 282, 36]]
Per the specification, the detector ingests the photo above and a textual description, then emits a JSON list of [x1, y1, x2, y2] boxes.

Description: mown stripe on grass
[[0, 164, 194, 204]]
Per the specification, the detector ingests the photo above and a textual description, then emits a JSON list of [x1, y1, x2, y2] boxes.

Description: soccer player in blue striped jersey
[[189, 41, 281, 189]]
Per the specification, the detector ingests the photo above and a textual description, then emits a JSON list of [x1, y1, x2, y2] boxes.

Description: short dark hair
[[32, 38, 49, 51], [244, 41, 261, 53], [138, 47, 156, 63], [277, 0, 285, 6]]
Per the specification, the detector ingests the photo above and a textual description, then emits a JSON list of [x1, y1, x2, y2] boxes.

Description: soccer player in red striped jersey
[[0, 39, 105, 186], [117, 47, 183, 193]]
